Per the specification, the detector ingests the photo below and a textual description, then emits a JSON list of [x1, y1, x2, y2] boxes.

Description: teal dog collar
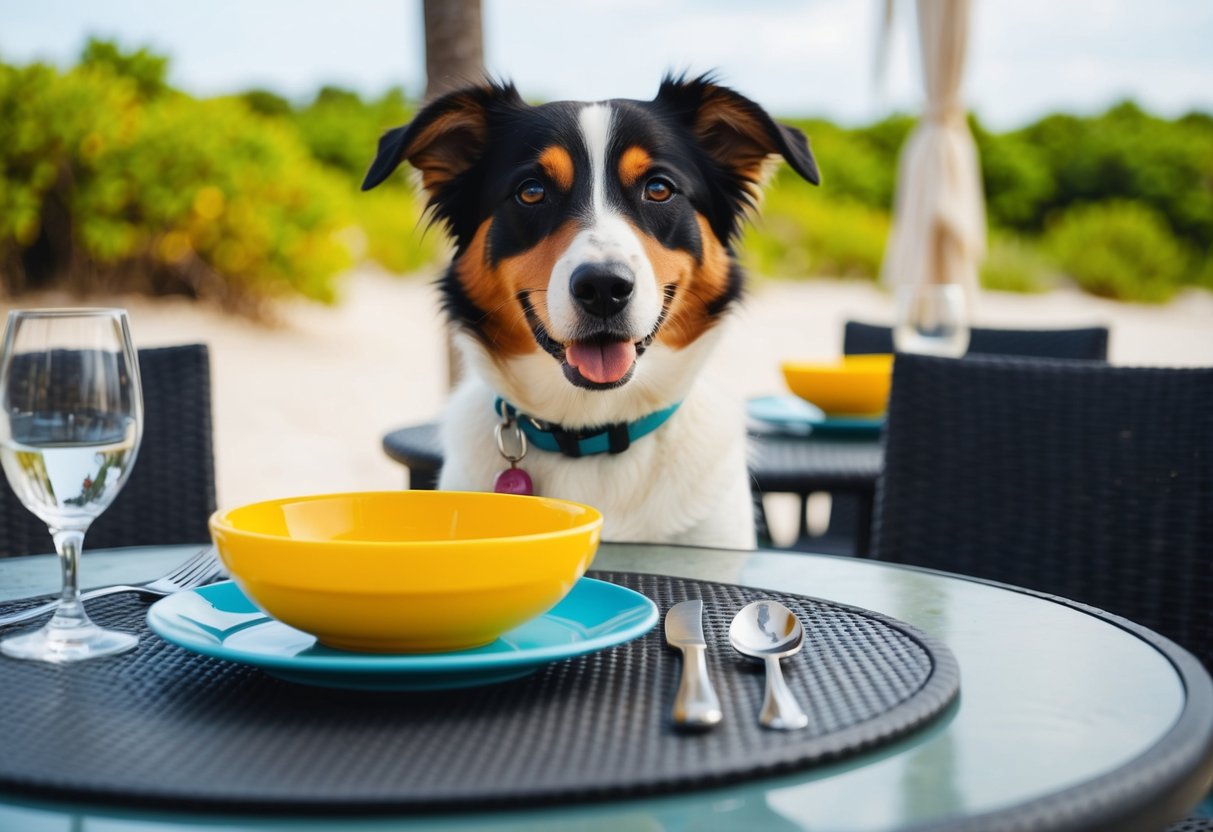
[[495, 397, 681, 458]]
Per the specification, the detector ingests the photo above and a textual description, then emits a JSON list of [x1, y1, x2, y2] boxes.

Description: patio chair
[[872, 353, 1213, 672], [758, 322, 1113, 555], [843, 321, 1110, 360], [0, 344, 216, 558]]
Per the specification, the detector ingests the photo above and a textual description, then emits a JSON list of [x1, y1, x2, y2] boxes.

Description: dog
[[362, 74, 819, 549]]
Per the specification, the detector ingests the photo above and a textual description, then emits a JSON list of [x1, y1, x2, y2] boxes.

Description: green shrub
[[239, 88, 293, 118], [293, 86, 412, 182], [3, 42, 1210, 307], [354, 187, 444, 275], [1043, 201, 1193, 302], [78, 38, 170, 100], [1015, 103, 1213, 249], [974, 121, 1055, 231], [0, 53, 355, 310], [782, 115, 909, 210], [980, 234, 1055, 294], [742, 180, 889, 280]]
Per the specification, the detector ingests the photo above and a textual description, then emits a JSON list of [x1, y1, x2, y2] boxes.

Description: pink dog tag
[[494, 467, 533, 495]]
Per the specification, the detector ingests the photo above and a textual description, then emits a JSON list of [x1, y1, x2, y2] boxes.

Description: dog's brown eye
[[643, 177, 674, 203], [516, 179, 546, 205]]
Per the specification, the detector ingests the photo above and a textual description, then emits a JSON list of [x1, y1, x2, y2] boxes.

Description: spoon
[[729, 600, 809, 730]]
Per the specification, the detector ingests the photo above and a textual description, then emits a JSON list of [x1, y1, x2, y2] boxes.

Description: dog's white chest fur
[[438, 375, 756, 550]]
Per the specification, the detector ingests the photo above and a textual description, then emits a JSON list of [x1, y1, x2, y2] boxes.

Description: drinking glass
[[893, 283, 971, 357], [0, 309, 143, 662]]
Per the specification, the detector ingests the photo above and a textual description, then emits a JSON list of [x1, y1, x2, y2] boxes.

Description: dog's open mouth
[[517, 288, 675, 391], [563, 339, 638, 389]]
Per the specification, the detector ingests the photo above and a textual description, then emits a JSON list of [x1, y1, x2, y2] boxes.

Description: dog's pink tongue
[[566, 341, 637, 384]]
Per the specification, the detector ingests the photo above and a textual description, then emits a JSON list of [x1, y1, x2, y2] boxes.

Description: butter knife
[[665, 600, 723, 728]]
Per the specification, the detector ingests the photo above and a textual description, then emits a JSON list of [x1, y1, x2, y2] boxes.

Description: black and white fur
[[363, 75, 819, 549]]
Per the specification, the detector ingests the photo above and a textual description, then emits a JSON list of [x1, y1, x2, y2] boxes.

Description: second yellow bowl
[[781, 354, 894, 416]]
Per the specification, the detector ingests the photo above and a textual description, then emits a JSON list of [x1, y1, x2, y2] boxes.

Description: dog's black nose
[[569, 263, 634, 318]]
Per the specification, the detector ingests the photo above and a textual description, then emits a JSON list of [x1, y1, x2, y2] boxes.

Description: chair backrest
[[844, 321, 1110, 360], [872, 353, 1213, 669], [0, 344, 216, 557]]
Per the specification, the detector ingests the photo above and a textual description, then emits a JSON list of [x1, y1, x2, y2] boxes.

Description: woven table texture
[[749, 434, 884, 491], [0, 571, 959, 812]]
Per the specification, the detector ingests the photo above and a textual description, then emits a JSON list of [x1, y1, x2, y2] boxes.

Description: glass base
[[0, 617, 138, 663]]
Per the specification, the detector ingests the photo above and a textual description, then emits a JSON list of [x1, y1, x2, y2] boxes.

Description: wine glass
[[893, 284, 971, 357], [0, 309, 143, 662]]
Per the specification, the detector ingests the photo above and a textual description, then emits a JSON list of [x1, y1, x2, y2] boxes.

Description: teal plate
[[748, 395, 883, 437], [147, 578, 658, 691]]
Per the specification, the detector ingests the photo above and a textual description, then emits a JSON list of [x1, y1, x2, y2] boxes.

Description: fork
[[0, 547, 226, 628]]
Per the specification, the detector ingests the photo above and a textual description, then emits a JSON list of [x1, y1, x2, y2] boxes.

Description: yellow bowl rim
[[208, 490, 604, 548], [781, 355, 894, 374]]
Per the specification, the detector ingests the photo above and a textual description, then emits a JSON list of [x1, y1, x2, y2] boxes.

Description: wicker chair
[[0, 344, 216, 558], [762, 322, 1115, 555], [843, 321, 1110, 360], [872, 353, 1213, 672]]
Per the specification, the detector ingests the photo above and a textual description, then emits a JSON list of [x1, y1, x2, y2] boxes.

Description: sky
[[2, 0, 1212, 129]]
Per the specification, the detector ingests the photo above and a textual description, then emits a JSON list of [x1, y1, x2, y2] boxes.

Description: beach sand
[[3, 267, 1211, 511]]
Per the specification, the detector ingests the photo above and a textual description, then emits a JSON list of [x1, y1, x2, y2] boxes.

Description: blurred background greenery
[[1, 39, 1210, 313]]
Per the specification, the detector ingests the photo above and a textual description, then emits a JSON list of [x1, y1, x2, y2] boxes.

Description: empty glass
[[0, 309, 143, 662], [893, 284, 971, 357]]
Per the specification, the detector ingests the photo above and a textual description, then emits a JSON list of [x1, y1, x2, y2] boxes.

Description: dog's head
[[363, 74, 818, 420]]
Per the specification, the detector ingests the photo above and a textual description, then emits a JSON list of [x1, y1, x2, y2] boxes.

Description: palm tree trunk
[[421, 0, 484, 387], [423, 0, 484, 100]]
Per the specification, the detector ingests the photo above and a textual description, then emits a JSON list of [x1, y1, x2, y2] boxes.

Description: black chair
[[872, 353, 1213, 672], [843, 321, 1110, 360], [0, 344, 216, 558], [762, 322, 1115, 555]]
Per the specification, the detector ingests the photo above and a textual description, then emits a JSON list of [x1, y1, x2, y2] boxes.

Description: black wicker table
[[2, 543, 1211, 832], [382, 422, 884, 553]]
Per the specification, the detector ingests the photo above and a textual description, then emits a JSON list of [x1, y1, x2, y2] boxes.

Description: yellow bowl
[[781, 354, 895, 416], [208, 491, 603, 653]]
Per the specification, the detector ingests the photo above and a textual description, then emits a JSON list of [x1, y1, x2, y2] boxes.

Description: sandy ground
[[2, 267, 1211, 511]]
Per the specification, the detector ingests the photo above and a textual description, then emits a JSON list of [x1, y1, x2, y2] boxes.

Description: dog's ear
[[361, 82, 523, 193], [654, 73, 820, 186]]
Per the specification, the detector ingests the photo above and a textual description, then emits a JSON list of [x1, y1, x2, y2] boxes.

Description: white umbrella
[[880, 0, 986, 302]]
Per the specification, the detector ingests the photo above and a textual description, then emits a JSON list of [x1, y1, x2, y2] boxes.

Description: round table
[[383, 422, 885, 554], [1, 543, 1211, 831]]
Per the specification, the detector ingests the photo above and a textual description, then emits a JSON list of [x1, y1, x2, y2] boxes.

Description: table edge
[[884, 564, 1213, 832]]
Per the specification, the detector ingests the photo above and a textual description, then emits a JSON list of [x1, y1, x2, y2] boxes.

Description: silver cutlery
[[0, 547, 224, 629], [729, 600, 809, 730], [664, 599, 722, 728]]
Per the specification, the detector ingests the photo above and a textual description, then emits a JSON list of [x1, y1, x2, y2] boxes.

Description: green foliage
[[1012, 102, 1213, 249], [980, 234, 1055, 294], [761, 104, 1213, 298], [292, 85, 412, 182], [0, 49, 355, 309], [973, 119, 1055, 230], [354, 188, 443, 275], [1044, 201, 1194, 302], [784, 115, 909, 209], [2, 39, 1210, 309], [239, 88, 293, 118], [742, 182, 889, 280], [78, 37, 169, 100]]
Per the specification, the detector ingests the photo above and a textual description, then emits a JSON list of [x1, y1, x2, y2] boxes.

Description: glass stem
[[49, 528, 91, 629]]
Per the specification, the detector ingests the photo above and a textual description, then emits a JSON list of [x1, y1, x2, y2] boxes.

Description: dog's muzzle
[[562, 261, 638, 386]]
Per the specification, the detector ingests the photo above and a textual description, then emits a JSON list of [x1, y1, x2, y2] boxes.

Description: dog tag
[[494, 466, 533, 495]]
